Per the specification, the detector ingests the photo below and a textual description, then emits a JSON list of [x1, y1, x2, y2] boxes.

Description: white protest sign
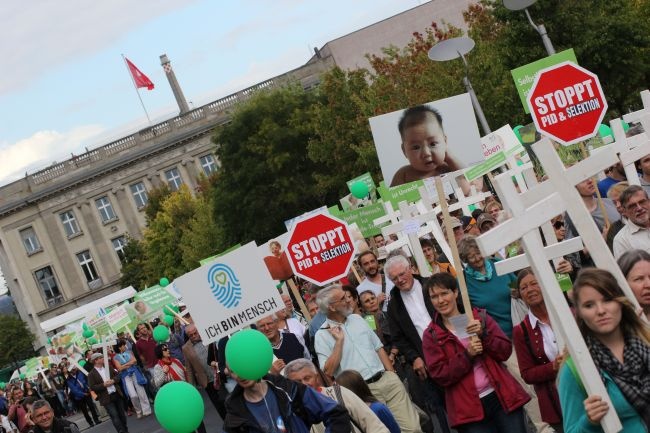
[[175, 242, 285, 343], [105, 306, 132, 333]]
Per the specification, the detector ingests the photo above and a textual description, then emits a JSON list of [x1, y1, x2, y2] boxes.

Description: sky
[[0, 0, 429, 295], [0, 0, 428, 186]]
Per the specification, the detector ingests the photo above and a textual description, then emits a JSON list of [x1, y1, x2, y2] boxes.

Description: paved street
[[66, 392, 223, 433]]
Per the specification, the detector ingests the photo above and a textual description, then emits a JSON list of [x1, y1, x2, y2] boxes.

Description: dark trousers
[[75, 395, 100, 425], [204, 385, 228, 420], [104, 393, 128, 433], [405, 365, 451, 433], [44, 395, 66, 417], [457, 392, 528, 433]]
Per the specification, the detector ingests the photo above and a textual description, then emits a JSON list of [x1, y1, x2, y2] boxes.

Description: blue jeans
[[457, 392, 528, 433], [104, 393, 128, 433], [55, 389, 73, 413]]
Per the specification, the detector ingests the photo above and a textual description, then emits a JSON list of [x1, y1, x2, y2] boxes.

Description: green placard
[[335, 201, 388, 237], [132, 285, 177, 320], [377, 180, 423, 208], [464, 152, 507, 181], [346, 172, 376, 194], [25, 357, 41, 377], [511, 49, 578, 113], [199, 244, 242, 266]]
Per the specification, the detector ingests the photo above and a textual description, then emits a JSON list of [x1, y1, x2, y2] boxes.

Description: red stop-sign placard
[[527, 61, 607, 146], [286, 213, 355, 286]]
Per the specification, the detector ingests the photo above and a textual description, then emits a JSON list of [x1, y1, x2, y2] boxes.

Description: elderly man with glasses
[[31, 400, 79, 433], [314, 284, 422, 433]]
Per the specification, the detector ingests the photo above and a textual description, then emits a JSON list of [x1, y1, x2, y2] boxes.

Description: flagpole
[[122, 54, 152, 124]]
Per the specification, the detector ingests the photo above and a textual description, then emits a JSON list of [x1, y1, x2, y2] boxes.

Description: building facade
[[0, 1, 472, 347]]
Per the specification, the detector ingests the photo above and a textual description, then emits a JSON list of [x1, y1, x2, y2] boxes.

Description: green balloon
[[513, 125, 525, 144], [154, 381, 204, 433], [350, 181, 369, 199], [82, 329, 94, 339], [87, 337, 98, 346], [226, 329, 273, 380], [153, 325, 170, 343], [19, 374, 26, 380], [163, 314, 174, 326], [78, 360, 86, 368], [82, 322, 90, 331], [47, 338, 52, 345], [0, 382, 5, 389], [159, 277, 170, 287], [598, 124, 613, 139]]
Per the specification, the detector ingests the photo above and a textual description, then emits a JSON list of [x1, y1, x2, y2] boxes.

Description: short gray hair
[[457, 235, 480, 262], [619, 185, 647, 207], [384, 255, 410, 276], [315, 284, 341, 314], [284, 359, 317, 378], [32, 399, 52, 413]]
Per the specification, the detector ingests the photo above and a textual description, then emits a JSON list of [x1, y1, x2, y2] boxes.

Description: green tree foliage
[[211, 85, 330, 245], [144, 184, 172, 223], [119, 236, 149, 290], [0, 315, 35, 367]]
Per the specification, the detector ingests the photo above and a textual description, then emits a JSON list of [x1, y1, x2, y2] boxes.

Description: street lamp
[[504, 0, 556, 56], [428, 36, 491, 135]]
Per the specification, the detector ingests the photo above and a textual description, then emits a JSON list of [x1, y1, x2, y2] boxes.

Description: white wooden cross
[[92, 338, 117, 373], [475, 169, 623, 433], [530, 138, 641, 309], [35, 366, 51, 390], [380, 201, 438, 277], [622, 89, 650, 124], [608, 113, 650, 187], [416, 187, 459, 269], [372, 201, 411, 256], [71, 359, 89, 376], [494, 167, 585, 275]]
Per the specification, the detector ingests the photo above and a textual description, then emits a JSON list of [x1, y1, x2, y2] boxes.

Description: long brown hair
[[573, 268, 650, 344], [335, 370, 377, 403]]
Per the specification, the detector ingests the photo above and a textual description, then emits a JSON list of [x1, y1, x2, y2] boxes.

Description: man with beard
[[613, 185, 650, 258], [356, 251, 392, 312], [314, 285, 421, 433]]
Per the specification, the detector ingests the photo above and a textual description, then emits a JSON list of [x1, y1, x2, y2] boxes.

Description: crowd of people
[[1, 166, 650, 433]]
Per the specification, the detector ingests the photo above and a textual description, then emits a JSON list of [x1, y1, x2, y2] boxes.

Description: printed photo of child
[[369, 93, 484, 187]]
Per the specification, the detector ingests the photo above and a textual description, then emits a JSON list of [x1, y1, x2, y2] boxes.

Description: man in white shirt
[[384, 255, 451, 433], [314, 284, 421, 433], [87, 353, 128, 433], [613, 185, 650, 258], [356, 251, 392, 312]]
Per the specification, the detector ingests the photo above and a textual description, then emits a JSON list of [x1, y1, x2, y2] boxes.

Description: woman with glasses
[[152, 344, 187, 388], [113, 339, 151, 418]]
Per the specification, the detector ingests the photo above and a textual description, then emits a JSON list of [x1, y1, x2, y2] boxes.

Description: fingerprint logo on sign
[[207, 263, 242, 308]]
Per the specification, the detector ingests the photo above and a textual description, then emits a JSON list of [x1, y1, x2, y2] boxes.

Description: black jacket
[[223, 374, 350, 433], [34, 418, 78, 433], [386, 274, 436, 364]]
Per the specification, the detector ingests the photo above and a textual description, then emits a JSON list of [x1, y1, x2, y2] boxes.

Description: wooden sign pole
[[286, 278, 311, 322], [434, 176, 474, 321]]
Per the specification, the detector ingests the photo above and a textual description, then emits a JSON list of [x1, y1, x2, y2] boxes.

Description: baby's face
[[401, 114, 448, 174]]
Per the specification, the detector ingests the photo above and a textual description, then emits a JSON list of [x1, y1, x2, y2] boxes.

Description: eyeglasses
[[162, 347, 169, 351], [330, 295, 347, 305]]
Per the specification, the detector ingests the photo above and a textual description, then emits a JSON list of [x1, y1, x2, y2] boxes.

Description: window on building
[[165, 167, 183, 191], [19, 227, 42, 255], [95, 196, 116, 223], [199, 154, 218, 175], [76, 250, 99, 283], [59, 210, 81, 237], [34, 266, 63, 306], [112, 236, 127, 261], [130, 182, 149, 209]]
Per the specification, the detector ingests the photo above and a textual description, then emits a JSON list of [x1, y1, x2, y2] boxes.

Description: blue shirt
[[245, 387, 285, 433], [370, 402, 401, 433], [558, 364, 645, 432]]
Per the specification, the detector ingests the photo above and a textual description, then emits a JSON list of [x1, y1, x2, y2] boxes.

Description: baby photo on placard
[[369, 93, 484, 187]]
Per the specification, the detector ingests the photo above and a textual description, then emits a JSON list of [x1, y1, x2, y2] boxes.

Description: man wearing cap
[[460, 216, 480, 236], [88, 353, 128, 433], [441, 216, 464, 243], [476, 213, 497, 234]]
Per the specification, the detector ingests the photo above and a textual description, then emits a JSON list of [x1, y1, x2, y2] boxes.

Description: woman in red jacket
[[512, 268, 566, 432], [422, 272, 530, 433]]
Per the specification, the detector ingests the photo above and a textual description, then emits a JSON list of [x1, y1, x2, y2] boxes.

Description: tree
[[144, 184, 172, 223], [119, 236, 150, 290], [211, 85, 329, 245], [0, 315, 35, 368]]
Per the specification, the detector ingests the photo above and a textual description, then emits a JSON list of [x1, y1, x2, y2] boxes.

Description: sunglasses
[[162, 347, 169, 351], [553, 221, 564, 229]]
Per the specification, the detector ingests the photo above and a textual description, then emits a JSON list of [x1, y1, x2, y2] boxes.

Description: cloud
[[0, 125, 106, 184], [0, 0, 198, 96]]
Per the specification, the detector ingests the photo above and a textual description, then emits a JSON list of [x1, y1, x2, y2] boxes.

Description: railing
[[26, 58, 328, 186]]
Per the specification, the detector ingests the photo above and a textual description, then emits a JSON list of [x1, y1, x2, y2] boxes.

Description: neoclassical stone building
[[0, 0, 473, 348]]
